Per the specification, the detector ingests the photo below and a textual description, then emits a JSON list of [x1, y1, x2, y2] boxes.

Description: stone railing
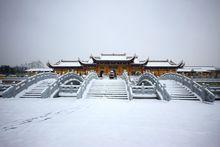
[[121, 72, 133, 100], [160, 73, 215, 102], [58, 72, 83, 85], [59, 85, 80, 93], [193, 78, 220, 83], [63, 79, 82, 85], [2, 72, 57, 98], [41, 80, 59, 98], [131, 85, 156, 94], [41, 72, 84, 98], [138, 72, 170, 100], [77, 72, 98, 99]]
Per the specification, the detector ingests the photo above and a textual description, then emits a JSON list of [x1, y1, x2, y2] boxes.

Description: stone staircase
[[20, 79, 56, 98], [86, 79, 128, 99], [159, 79, 200, 100]]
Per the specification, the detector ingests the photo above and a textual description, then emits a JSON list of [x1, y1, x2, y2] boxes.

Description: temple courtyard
[[0, 98, 220, 147]]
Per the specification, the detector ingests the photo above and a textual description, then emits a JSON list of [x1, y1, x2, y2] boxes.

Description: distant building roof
[[47, 60, 82, 68], [177, 66, 216, 72], [25, 68, 53, 72]]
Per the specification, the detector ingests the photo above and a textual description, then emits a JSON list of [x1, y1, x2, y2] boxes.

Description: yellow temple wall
[[146, 69, 176, 77], [52, 66, 178, 76]]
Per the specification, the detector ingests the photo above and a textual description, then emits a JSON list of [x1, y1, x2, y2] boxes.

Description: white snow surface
[[0, 98, 220, 147]]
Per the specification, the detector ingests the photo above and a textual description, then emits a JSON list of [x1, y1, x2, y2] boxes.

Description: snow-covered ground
[[0, 98, 220, 147]]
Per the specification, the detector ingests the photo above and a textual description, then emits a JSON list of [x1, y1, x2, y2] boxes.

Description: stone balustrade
[[160, 73, 215, 102]]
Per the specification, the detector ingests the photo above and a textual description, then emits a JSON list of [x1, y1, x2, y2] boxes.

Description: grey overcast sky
[[0, 0, 220, 66]]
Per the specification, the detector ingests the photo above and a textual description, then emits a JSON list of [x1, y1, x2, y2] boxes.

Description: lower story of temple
[[52, 65, 177, 77]]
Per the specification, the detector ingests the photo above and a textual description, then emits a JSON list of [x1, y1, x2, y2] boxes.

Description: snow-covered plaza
[[1, 0, 220, 146], [0, 98, 220, 147]]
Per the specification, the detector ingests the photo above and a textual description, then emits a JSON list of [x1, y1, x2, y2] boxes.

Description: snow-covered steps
[[86, 79, 128, 99], [20, 79, 57, 98], [159, 79, 200, 100]]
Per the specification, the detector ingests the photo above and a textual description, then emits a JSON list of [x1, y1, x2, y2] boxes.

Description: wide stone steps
[[88, 96, 128, 99], [159, 79, 199, 100], [86, 79, 128, 99], [20, 94, 42, 98], [20, 79, 56, 98]]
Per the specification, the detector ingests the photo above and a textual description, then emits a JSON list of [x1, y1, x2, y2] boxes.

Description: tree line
[[0, 61, 45, 76]]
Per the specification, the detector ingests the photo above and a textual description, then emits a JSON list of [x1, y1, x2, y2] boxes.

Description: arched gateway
[[47, 53, 184, 76]]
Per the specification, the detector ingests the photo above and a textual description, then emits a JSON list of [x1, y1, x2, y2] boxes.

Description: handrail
[[77, 72, 98, 99], [63, 79, 82, 85], [138, 72, 170, 100], [41, 72, 84, 98], [121, 72, 133, 100], [2, 72, 57, 98], [131, 85, 156, 94], [59, 85, 80, 94], [58, 72, 83, 85], [160, 73, 215, 102]]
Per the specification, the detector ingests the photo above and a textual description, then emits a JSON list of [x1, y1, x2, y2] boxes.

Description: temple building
[[47, 53, 184, 76], [177, 66, 220, 78]]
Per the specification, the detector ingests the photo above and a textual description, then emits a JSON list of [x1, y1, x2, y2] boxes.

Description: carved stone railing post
[[121, 72, 133, 100], [141, 83, 144, 94]]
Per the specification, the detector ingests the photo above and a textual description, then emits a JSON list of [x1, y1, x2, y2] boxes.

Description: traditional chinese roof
[[47, 53, 185, 69], [131, 57, 149, 65], [145, 60, 184, 68], [47, 60, 82, 68], [78, 58, 96, 66], [91, 53, 135, 63]]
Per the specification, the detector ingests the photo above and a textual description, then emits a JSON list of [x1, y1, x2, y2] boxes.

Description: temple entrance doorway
[[110, 69, 117, 78], [109, 65, 118, 75], [99, 70, 104, 77]]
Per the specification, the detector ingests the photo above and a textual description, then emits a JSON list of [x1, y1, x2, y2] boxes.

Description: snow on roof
[[88, 58, 94, 64], [145, 60, 177, 67], [177, 66, 216, 72], [133, 58, 147, 64], [94, 53, 133, 61], [52, 60, 82, 67], [25, 68, 53, 72], [134, 58, 140, 64], [78, 58, 95, 65]]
